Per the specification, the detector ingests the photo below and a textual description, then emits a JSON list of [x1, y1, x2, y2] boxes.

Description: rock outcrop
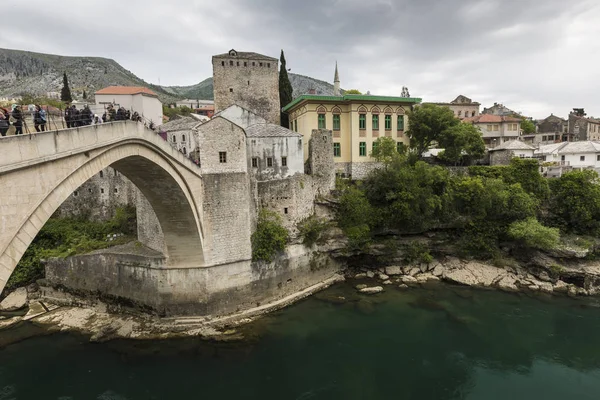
[[0, 288, 27, 312]]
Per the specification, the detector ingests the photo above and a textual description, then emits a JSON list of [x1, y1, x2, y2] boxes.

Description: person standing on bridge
[[34, 105, 47, 132], [11, 104, 23, 135], [0, 108, 10, 137]]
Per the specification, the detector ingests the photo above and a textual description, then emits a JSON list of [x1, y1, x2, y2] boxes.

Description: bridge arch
[[0, 124, 205, 293]]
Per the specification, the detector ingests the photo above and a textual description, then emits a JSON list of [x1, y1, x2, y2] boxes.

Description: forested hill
[[0, 48, 340, 104]]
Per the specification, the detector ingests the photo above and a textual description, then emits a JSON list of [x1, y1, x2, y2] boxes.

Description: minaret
[[333, 62, 340, 96]]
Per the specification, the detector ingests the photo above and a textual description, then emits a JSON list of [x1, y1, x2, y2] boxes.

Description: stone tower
[[333, 62, 340, 96], [212, 49, 280, 125]]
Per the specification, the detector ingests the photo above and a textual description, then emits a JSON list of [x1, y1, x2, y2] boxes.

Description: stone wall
[[43, 243, 343, 316], [56, 167, 138, 221], [212, 55, 280, 125], [247, 136, 304, 181], [196, 117, 247, 174], [489, 150, 514, 166], [350, 162, 383, 180]]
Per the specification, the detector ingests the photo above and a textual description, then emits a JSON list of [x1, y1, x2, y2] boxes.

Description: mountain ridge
[[0, 48, 340, 104]]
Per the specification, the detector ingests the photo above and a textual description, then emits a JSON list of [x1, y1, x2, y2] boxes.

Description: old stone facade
[[430, 95, 480, 120], [568, 113, 600, 141], [523, 114, 570, 145], [56, 167, 138, 221], [212, 49, 280, 125]]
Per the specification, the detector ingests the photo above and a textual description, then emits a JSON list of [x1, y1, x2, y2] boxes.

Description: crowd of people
[[0, 103, 147, 137]]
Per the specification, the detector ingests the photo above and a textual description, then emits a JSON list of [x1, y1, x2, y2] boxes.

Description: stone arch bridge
[[0, 122, 252, 300]]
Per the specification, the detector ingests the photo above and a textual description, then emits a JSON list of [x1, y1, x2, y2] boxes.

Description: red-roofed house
[[463, 114, 522, 148], [95, 86, 163, 124]]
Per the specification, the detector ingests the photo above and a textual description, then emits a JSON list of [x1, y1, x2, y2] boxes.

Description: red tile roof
[[463, 114, 522, 123], [95, 86, 157, 97]]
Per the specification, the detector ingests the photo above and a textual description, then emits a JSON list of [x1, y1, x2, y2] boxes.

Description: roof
[[558, 141, 600, 154], [534, 142, 568, 156], [463, 114, 522, 123], [489, 140, 535, 152], [157, 116, 200, 132], [283, 94, 422, 112], [213, 49, 277, 61], [95, 86, 158, 97], [245, 123, 302, 138]]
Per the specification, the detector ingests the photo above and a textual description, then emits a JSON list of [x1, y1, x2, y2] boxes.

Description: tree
[[521, 118, 535, 134], [279, 50, 293, 128], [61, 72, 73, 103], [406, 104, 459, 157], [370, 137, 404, 167], [508, 218, 560, 250], [345, 89, 362, 95], [437, 123, 485, 165], [251, 209, 289, 262]]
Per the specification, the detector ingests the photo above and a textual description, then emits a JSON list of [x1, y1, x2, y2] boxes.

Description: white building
[[489, 140, 535, 165], [95, 86, 163, 125], [536, 141, 600, 177], [157, 117, 201, 159], [176, 99, 214, 108]]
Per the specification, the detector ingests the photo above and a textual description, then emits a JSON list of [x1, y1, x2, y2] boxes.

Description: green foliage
[[279, 50, 294, 128], [251, 210, 289, 262], [370, 137, 404, 167], [404, 241, 433, 264], [4, 207, 137, 294], [548, 170, 600, 235], [437, 123, 485, 165], [61, 72, 73, 103], [297, 215, 328, 247], [406, 103, 459, 157], [508, 218, 560, 250], [162, 105, 192, 120], [336, 185, 375, 251], [521, 118, 536, 134], [345, 89, 362, 94]]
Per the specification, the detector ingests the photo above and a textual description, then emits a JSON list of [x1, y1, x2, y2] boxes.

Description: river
[[1, 282, 600, 399]]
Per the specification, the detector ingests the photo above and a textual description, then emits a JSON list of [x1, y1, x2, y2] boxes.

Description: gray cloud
[[3, 0, 600, 118]]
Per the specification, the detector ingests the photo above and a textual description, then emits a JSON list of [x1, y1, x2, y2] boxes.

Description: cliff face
[[0, 48, 341, 105]]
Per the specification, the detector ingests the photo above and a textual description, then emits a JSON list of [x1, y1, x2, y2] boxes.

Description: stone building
[[430, 95, 480, 120], [212, 49, 280, 125], [488, 140, 535, 166], [568, 113, 600, 141], [463, 114, 522, 148], [522, 114, 569, 145], [482, 102, 519, 117], [283, 64, 421, 179], [157, 117, 200, 161]]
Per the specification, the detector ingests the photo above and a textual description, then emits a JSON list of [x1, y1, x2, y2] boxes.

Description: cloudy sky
[[4, 0, 600, 118]]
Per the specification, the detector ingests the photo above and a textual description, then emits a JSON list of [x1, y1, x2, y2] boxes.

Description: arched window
[[172, 135, 176, 143], [182, 134, 186, 142], [183, 147, 187, 155]]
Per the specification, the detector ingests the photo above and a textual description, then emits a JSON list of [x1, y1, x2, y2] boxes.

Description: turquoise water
[[2, 282, 600, 399]]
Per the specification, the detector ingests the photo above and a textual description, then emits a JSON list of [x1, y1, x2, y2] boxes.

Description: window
[[244, 62, 247, 67], [236, 61, 239, 66], [182, 134, 186, 142], [333, 114, 341, 131], [229, 88, 233, 93], [397, 115, 404, 131], [267, 157, 273, 167], [472, 111, 476, 117], [252, 157, 258, 168], [88, 189, 92, 193], [282, 156, 287, 166], [561, 155, 565, 161], [359, 142, 367, 156], [172, 135, 176, 143], [221, 61, 225, 66], [100, 188, 104, 194], [458, 111, 462, 117], [99, 170, 104, 178], [114, 188, 118, 193], [333, 143, 341, 157], [73, 191, 78, 197], [229, 60, 233, 66], [284, 207, 288, 214], [114, 169, 118, 176], [252, 62, 255, 66], [542, 136, 547, 141], [359, 114, 366, 130], [487, 124, 493, 131], [219, 152, 227, 163], [318, 114, 326, 129], [372, 141, 379, 153], [580, 156, 586, 161], [294, 120, 298, 132], [385, 115, 392, 130], [267, 63, 271, 68], [260, 62, 263, 67], [183, 147, 187, 155], [397, 142, 404, 153], [248, 80, 250, 86], [372, 114, 379, 130], [597, 155, 600, 161]]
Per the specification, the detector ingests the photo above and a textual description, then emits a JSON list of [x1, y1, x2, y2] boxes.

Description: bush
[[404, 241, 433, 264], [297, 215, 328, 247], [508, 218, 560, 250], [251, 209, 289, 262]]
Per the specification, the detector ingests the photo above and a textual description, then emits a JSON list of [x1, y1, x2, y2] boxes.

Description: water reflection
[[1, 283, 600, 399]]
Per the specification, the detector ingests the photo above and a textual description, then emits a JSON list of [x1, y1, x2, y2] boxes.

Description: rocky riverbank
[[347, 254, 600, 297]]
